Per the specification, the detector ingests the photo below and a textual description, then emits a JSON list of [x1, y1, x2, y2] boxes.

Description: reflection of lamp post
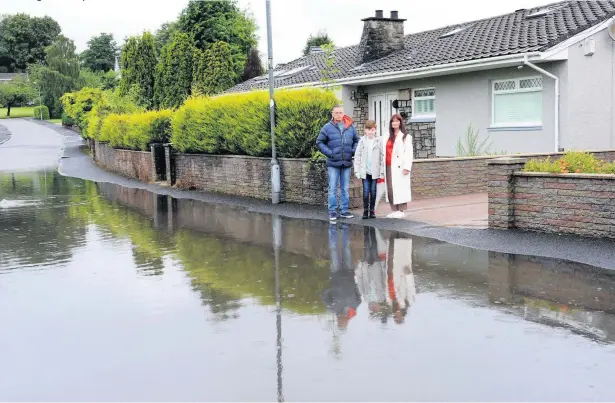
[[272, 214, 284, 402]]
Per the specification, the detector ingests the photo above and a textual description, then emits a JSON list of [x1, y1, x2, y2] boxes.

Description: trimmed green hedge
[[171, 88, 339, 158], [33, 105, 50, 120], [60, 86, 339, 158], [100, 110, 173, 151]]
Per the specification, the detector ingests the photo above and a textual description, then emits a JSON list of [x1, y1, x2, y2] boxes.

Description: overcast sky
[[1, 0, 556, 65]]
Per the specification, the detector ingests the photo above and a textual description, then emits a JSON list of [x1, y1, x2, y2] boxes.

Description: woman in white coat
[[382, 113, 413, 218]]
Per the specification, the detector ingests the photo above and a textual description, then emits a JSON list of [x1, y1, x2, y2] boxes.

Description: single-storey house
[[0, 73, 27, 84], [227, 1, 615, 158]]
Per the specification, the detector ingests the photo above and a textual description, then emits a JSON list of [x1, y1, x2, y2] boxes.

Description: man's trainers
[[340, 212, 354, 219], [329, 212, 338, 222]]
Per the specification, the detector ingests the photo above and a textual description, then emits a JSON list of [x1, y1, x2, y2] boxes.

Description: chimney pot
[[390, 11, 399, 19], [375, 10, 383, 18]]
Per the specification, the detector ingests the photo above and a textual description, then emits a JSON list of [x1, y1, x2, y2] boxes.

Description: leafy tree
[[241, 47, 263, 81], [0, 78, 36, 117], [78, 68, 103, 89], [27, 35, 81, 118], [119, 32, 156, 108], [177, 0, 257, 82], [29, 64, 75, 118], [0, 14, 61, 72], [193, 41, 235, 96], [154, 22, 178, 57], [80, 33, 118, 72], [319, 43, 340, 91], [45, 35, 80, 80], [303, 30, 334, 56], [154, 32, 195, 109]]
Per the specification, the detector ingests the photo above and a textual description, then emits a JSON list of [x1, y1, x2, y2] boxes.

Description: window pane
[[415, 88, 435, 97], [494, 80, 516, 92], [520, 77, 542, 89], [494, 91, 542, 124], [415, 99, 435, 115]]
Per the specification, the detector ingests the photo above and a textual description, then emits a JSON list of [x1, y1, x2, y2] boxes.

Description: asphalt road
[[9, 118, 615, 271]]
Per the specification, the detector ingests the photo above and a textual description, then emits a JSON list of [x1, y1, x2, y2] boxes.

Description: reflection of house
[[0, 73, 27, 84], [228, 1, 615, 157]]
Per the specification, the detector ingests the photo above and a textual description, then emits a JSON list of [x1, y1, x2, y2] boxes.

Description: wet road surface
[[2, 171, 615, 401]]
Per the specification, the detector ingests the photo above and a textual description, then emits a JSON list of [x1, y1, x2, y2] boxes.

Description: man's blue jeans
[[328, 166, 351, 214]]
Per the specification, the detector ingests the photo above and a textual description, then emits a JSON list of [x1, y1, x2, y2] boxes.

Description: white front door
[[368, 94, 386, 137], [369, 92, 398, 137]]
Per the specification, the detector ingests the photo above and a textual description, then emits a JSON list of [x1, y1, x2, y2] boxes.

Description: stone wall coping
[[176, 152, 324, 163], [487, 157, 528, 165], [414, 149, 615, 164], [515, 171, 615, 180]]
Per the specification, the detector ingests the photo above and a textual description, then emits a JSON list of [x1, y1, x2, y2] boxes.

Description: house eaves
[[273, 52, 544, 90]]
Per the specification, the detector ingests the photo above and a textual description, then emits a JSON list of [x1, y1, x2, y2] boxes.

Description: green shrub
[[33, 105, 50, 120], [171, 88, 338, 157], [61, 111, 75, 127], [101, 110, 173, 151], [60, 87, 104, 134], [275, 88, 339, 158], [524, 151, 615, 174], [86, 89, 144, 140]]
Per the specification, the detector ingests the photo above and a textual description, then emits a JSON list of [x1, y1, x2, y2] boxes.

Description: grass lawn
[[48, 119, 62, 125], [0, 106, 36, 119]]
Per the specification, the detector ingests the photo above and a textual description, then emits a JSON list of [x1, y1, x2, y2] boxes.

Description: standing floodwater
[[2, 171, 615, 401]]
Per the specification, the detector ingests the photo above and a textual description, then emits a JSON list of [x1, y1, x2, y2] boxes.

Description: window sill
[[488, 125, 542, 132], [408, 117, 436, 123]]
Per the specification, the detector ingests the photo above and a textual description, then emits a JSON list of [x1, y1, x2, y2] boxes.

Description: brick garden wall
[[414, 150, 615, 200], [488, 157, 615, 239], [94, 141, 155, 183], [172, 153, 362, 208]]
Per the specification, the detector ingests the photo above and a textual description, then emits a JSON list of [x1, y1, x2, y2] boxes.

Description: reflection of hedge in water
[[173, 229, 330, 315], [68, 181, 172, 268], [69, 180, 331, 315]]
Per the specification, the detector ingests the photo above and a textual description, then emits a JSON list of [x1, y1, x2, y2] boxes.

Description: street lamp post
[[33, 81, 42, 120], [266, 0, 281, 204]]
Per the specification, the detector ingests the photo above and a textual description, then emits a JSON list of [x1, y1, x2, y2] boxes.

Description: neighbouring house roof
[[227, 1, 615, 93], [0, 73, 27, 82]]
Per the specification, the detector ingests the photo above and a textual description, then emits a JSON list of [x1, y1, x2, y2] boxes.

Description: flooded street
[[3, 170, 615, 401]]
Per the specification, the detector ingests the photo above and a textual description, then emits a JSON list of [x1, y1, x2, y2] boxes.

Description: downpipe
[[523, 55, 560, 152]]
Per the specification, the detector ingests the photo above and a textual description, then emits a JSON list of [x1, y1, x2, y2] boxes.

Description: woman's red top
[[386, 137, 394, 166]]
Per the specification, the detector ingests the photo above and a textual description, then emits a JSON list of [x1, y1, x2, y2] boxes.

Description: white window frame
[[491, 76, 543, 128], [412, 87, 436, 119]]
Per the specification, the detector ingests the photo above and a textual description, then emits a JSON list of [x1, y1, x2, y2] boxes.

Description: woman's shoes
[[386, 211, 405, 219], [362, 210, 369, 219], [369, 211, 376, 219]]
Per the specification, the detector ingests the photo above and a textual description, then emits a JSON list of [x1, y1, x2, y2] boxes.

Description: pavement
[[0, 118, 65, 172], [0, 123, 10, 145], [363, 193, 488, 229], [6, 118, 615, 270]]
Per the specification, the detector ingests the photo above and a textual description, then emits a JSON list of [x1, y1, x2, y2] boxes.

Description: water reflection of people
[[355, 228, 416, 324], [355, 227, 387, 319], [321, 224, 361, 330], [385, 234, 416, 324]]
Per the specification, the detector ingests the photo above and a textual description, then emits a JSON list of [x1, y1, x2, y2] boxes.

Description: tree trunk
[[6, 103, 11, 117]]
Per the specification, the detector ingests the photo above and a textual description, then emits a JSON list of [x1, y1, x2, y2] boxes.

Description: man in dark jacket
[[317, 105, 360, 221]]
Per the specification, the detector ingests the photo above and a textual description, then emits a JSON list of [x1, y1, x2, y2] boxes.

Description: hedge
[[60, 88, 104, 133], [60, 88, 144, 139], [33, 105, 50, 120], [100, 110, 173, 151], [171, 88, 339, 157]]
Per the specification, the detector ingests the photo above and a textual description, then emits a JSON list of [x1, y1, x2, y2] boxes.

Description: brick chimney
[[358, 10, 406, 64]]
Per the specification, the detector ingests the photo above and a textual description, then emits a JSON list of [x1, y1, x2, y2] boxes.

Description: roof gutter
[[523, 54, 560, 152], [278, 52, 543, 90]]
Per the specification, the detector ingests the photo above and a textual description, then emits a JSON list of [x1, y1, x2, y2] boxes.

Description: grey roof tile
[[227, 1, 615, 93]]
